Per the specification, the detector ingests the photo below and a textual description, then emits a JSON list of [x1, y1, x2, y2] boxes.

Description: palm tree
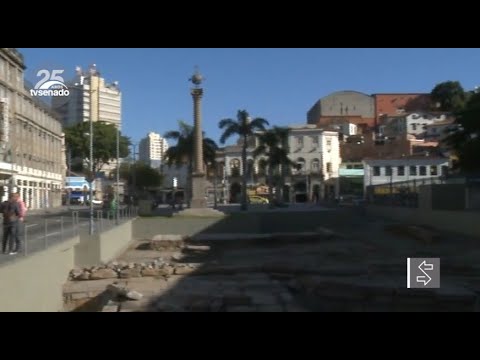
[[219, 110, 269, 210], [253, 127, 292, 207], [164, 120, 218, 206]]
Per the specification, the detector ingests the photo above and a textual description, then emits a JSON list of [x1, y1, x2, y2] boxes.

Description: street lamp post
[[88, 87, 95, 235], [115, 126, 120, 225], [131, 143, 137, 204], [67, 146, 72, 206], [306, 171, 310, 202], [213, 163, 218, 209], [223, 164, 229, 204]]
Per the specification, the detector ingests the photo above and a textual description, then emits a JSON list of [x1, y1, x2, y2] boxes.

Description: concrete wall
[[0, 236, 79, 312], [431, 184, 465, 210], [74, 233, 101, 268], [75, 221, 133, 267], [467, 187, 480, 210], [366, 205, 480, 237], [98, 221, 133, 263], [320, 91, 375, 118], [0, 220, 134, 311]]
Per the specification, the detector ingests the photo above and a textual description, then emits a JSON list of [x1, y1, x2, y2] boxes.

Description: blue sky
[[19, 48, 480, 146]]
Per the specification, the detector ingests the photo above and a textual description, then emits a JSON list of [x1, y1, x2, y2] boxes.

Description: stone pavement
[[63, 207, 480, 311]]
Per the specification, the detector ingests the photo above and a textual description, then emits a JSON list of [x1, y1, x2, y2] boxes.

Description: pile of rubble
[[69, 258, 202, 281]]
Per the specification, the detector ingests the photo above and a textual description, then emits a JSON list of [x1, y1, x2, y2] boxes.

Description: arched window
[[295, 158, 306, 173], [311, 159, 320, 173], [230, 159, 240, 177]]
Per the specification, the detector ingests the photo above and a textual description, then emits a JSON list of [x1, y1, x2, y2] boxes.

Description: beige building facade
[[0, 48, 65, 208]]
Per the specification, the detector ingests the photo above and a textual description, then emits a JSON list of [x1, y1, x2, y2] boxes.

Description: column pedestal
[[175, 173, 225, 217], [190, 173, 207, 209]]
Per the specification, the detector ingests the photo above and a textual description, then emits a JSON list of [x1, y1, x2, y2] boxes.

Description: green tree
[[253, 127, 292, 207], [431, 81, 467, 112], [445, 91, 480, 173], [118, 161, 163, 193], [64, 121, 130, 176], [219, 110, 269, 210], [164, 120, 218, 204]]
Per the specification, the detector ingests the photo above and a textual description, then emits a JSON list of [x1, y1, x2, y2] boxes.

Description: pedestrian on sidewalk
[[13, 192, 26, 253], [1, 194, 22, 255], [109, 197, 118, 218]]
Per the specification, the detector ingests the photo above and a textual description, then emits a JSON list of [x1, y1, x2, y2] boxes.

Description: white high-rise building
[[53, 65, 122, 182], [52, 64, 122, 129], [139, 132, 169, 168]]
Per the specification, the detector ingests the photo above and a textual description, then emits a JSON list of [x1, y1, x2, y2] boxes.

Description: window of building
[[373, 166, 380, 176], [311, 136, 319, 147], [411, 124, 417, 131], [17, 69, 22, 87], [326, 162, 332, 173], [430, 165, 438, 176], [398, 166, 405, 176], [385, 166, 392, 176], [326, 138, 332, 147], [311, 159, 320, 172], [410, 166, 417, 176], [419, 166, 427, 176], [296, 136, 303, 148]]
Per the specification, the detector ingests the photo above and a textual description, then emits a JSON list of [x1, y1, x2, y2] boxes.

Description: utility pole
[[132, 143, 137, 203], [115, 126, 120, 224], [213, 161, 218, 209], [88, 86, 95, 235]]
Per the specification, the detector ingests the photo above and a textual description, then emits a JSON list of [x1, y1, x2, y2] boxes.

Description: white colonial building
[[217, 125, 341, 202], [362, 156, 450, 193], [0, 48, 65, 208]]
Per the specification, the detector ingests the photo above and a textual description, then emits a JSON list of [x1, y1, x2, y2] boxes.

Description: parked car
[[248, 195, 269, 204]]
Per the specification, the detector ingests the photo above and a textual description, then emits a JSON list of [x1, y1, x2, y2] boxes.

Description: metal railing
[[366, 176, 449, 208], [0, 206, 138, 263], [366, 175, 478, 208]]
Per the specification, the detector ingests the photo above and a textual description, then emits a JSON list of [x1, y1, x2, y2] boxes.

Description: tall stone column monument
[[190, 68, 207, 208], [175, 68, 224, 217]]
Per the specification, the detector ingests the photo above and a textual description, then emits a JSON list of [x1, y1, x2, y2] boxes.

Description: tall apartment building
[[0, 48, 65, 208], [53, 65, 122, 181], [53, 64, 122, 129], [139, 132, 169, 168]]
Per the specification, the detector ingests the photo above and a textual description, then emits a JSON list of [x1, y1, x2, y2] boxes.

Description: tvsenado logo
[[30, 69, 70, 97]]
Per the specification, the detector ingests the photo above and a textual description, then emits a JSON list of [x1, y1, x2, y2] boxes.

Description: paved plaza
[[63, 205, 480, 312]]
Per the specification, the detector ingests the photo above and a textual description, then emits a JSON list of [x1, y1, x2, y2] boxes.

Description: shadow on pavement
[[114, 207, 480, 312]]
